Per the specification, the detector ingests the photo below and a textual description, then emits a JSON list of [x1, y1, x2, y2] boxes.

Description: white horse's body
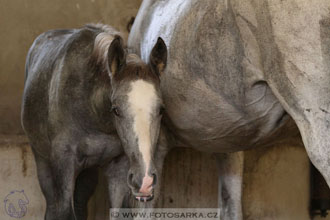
[[128, 0, 330, 219]]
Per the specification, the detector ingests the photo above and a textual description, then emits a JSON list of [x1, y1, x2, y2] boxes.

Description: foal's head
[[104, 35, 167, 201]]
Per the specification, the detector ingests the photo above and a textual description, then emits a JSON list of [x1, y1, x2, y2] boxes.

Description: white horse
[[128, 0, 330, 219]]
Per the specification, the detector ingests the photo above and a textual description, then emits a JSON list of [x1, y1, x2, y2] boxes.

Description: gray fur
[[22, 24, 167, 219]]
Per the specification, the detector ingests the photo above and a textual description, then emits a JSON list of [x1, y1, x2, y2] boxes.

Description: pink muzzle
[[139, 175, 154, 195]]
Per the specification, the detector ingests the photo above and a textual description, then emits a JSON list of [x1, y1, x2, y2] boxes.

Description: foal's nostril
[[128, 173, 141, 190], [128, 173, 134, 185], [152, 173, 157, 186]]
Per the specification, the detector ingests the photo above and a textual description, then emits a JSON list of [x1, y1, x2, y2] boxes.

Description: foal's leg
[[33, 147, 76, 220], [215, 152, 244, 220], [103, 155, 131, 220], [74, 167, 98, 220], [104, 154, 130, 209]]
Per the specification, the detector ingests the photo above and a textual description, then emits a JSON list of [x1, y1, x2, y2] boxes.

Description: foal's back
[[22, 25, 119, 156]]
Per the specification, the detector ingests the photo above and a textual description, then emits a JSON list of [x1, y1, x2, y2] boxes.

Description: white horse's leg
[[215, 152, 244, 220]]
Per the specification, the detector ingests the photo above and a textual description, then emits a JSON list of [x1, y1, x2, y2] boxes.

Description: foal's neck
[[89, 77, 114, 134]]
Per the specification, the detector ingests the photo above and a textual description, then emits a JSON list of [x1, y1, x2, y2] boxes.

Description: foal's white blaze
[[128, 79, 158, 187]]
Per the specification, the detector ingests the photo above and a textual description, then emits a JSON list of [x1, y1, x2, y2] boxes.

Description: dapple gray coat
[[22, 24, 168, 220]]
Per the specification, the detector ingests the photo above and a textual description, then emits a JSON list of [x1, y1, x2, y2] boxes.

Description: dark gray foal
[[22, 23, 167, 220]]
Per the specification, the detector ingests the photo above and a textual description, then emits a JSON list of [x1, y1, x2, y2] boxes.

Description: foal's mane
[[86, 23, 159, 84], [86, 23, 123, 73]]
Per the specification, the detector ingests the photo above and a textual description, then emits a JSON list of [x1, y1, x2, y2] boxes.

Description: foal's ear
[[150, 37, 167, 77], [108, 35, 126, 76]]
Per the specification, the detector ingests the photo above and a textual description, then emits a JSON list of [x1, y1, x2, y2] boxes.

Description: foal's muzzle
[[135, 194, 154, 202], [128, 172, 157, 202]]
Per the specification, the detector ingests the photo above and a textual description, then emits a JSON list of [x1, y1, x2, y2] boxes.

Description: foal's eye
[[159, 106, 165, 116], [112, 107, 120, 117]]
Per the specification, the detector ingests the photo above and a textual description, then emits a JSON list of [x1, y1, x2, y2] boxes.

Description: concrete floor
[[0, 135, 45, 220]]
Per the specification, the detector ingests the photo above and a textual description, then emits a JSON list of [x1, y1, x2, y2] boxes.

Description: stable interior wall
[[0, 0, 141, 135]]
